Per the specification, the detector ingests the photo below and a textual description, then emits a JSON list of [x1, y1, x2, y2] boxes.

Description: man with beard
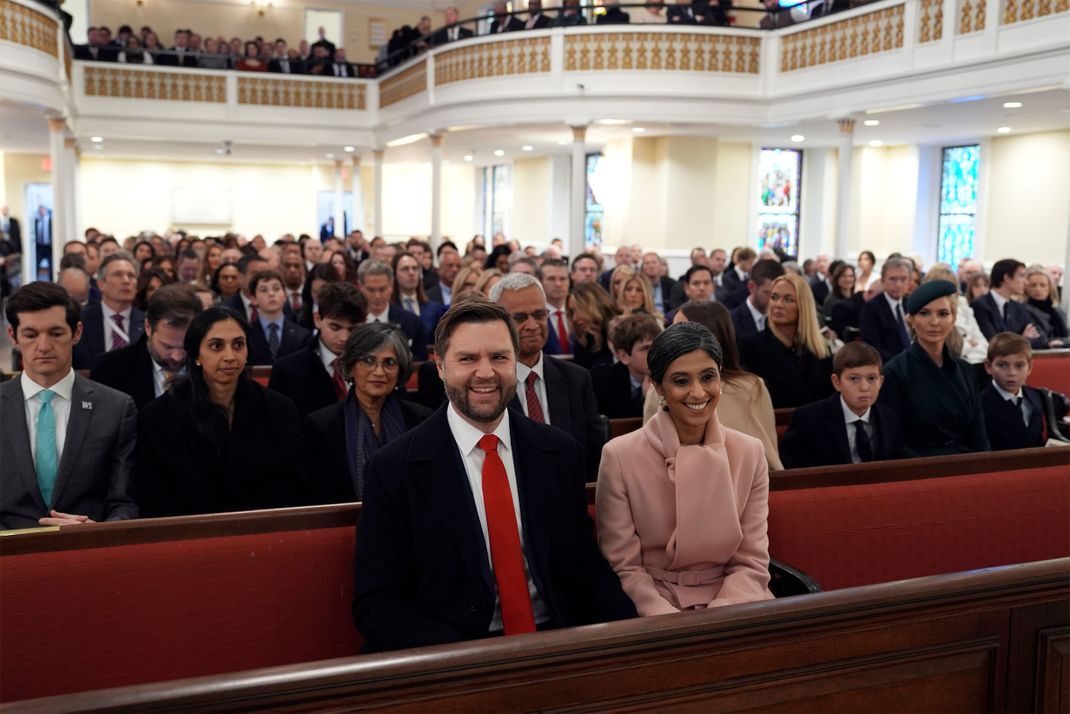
[[491, 272, 605, 480], [89, 284, 203, 409], [353, 297, 636, 653]]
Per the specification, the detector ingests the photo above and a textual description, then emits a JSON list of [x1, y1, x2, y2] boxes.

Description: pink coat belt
[[645, 565, 725, 586]]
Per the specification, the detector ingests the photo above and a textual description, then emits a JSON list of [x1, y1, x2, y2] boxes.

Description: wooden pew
[[1029, 348, 1070, 394], [2, 448, 1066, 704], [14, 559, 1070, 713], [249, 365, 271, 386]]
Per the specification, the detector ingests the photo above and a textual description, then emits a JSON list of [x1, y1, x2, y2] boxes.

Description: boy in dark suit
[[981, 332, 1045, 450], [247, 270, 312, 366], [592, 314, 661, 419], [780, 342, 904, 468]]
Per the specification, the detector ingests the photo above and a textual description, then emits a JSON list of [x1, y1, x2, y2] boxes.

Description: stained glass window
[[938, 145, 979, 267], [585, 153, 605, 249], [756, 148, 802, 256]]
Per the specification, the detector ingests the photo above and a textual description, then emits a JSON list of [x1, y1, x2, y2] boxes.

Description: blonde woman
[[739, 273, 833, 408], [474, 268, 502, 297], [567, 282, 620, 370], [1024, 264, 1067, 347], [450, 265, 482, 296], [922, 264, 987, 364], [613, 266, 663, 323]]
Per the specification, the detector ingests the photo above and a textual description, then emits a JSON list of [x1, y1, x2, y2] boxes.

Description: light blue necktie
[[35, 390, 59, 508]]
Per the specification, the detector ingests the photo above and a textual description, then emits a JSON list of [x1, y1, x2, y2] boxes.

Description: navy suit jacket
[[980, 383, 1045, 451], [779, 393, 904, 469], [88, 334, 157, 409], [543, 308, 570, 356], [507, 355, 605, 481], [860, 294, 909, 363], [971, 293, 1046, 349], [383, 304, 428, 360], [397, 299, 445, 349], [247, 317, 313, 366], [72, 302, 145, 370], [730, 300, 760, 343], [352, 405, 636, 653], [810, 276, 831, 307]]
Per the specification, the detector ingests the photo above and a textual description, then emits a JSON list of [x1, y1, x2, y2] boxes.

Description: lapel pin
[[82, 401, 93, 410]]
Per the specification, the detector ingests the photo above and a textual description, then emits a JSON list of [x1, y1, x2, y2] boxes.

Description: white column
[[333, 159, 345, 239], [373, 149, 384, 238], [834, 117, 855, 261], [569, 124, 588, 259], [63, 137, 78, 240], [47, 117, 68, 279], [350, 154, 366, 236], [430, 133, 444, 248]]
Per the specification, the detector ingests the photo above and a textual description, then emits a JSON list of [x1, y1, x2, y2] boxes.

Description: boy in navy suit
[[780, 342, 903, 468], [247, 270, 312, 365], [981, 332, 1046, 450]]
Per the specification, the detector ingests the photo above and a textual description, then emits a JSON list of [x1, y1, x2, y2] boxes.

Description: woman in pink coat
[[596, 322, 773, 615]]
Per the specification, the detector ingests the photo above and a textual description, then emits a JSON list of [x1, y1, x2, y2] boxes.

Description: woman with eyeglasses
[[304, 322, 431, 503]]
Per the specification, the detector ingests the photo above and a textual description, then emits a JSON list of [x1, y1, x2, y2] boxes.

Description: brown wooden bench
[[2, 448, 1066, 704], [14, 559, 1070, 713]]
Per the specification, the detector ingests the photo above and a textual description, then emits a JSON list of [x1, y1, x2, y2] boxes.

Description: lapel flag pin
[[82, 401, 93, 410]]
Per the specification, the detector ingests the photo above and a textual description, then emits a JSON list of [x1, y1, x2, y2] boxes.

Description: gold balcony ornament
[[0, 0, 59, 57]]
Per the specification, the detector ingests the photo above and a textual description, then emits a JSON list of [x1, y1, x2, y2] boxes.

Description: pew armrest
[[769, 559, 822, 598], [1040, 389, 1070, 443]]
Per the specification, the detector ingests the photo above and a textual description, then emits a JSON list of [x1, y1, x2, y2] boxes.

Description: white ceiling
[[3, 86, 1069, 165]]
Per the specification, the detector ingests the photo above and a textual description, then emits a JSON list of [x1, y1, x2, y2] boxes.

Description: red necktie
[[110, 313, 128, 350], [525, 372, 544, 424], [291, 292, 302, 312], [249, 304, 259, 323], [477, 434, 536, 636], [332, 358, 347, 400], [555, 310, 570, 354]]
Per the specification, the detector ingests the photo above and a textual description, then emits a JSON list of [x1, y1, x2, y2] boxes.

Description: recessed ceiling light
[[790, 134, 805, 142], [869, 140, 883, 147], [343, 145, 355, 152], [1002, 101, 1022, 109], [633, 127, 646, 133], [997, 126, 1012, 134], [863, 120, 880, 127], [90, 136, 103, 143], [463, 154, 474, 162], [494, 149, 505, 157], [521, 145, 534, 152]]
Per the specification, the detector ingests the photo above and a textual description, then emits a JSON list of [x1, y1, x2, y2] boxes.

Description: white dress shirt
[[883, 291, 905, 320], [993, 381, 1032, 425], [318, 339, 338, 378], [399, 292, 421, 316], [515, 354, 550, 425], [446, 405, 551, 630], [101, 303, 133, 351], [152, 359, 167, 398], [991, 290, 1009, 320], [746, 296, 766, 332], [22, 369, 75, 464], [366, 307, 390, 324], [840, 396, 873, 464]]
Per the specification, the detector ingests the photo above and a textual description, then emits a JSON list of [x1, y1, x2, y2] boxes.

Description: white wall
[[850, 145, 921, 261], [511, 156, 552, 247]]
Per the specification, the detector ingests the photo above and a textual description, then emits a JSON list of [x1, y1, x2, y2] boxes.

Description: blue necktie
[[267, 323, 281, 360], [36, 390, 59, 508]]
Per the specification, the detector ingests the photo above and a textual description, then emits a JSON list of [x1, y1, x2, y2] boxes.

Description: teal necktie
[[35, 389, 59, 508]]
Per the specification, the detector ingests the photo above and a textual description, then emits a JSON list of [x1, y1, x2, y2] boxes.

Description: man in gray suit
[[1, 282, 137, 530]]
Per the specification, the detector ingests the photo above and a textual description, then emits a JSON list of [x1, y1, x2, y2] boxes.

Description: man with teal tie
[[1, 282, 138, 529]]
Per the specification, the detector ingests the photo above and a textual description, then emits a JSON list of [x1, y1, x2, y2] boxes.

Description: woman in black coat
[[136, 306, 304, 517], [304, 322, 431, 503]]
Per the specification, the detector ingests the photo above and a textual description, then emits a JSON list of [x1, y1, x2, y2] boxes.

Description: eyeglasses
[[510, 309, 548, 324], [357, 356, 400, 371]]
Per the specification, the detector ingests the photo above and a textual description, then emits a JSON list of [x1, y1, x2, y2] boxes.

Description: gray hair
[[357, 259, 393, 283], [340, 322, 414, 388], [647, 321, 723, 385], [489, 271, 545, 303], [881, 257, 911, 279], [98, 250, 138, 280]]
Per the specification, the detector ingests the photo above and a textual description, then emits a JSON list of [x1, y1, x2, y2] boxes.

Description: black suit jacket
[[88, 334, 157, 409], [136, 379, 304, 517], [304, 396, 431, 504], [507, 356, 605, 481], [829, 291, 864, 340], [598, 8, 631, 23], [352, 406, 636, 653], [0, 375, 137, 529], [74, 44, 117, 61], [981, 383, 1045, 451], [154, 49, 199, 67], [490, 16, 524, 32], [739, 327, 834, 408], [971, 293, 1046, 349], [652, 276, 676, 313], [721, 266, 747, 295], [523, 14, 553, 29], [268, 57, 305, 74], [860, 294, 908, 363], [810, 276, 831, 307], [730, 299, 760, 343], [247, 317, 312, 366], [2, 216, 20, 252], [383, 305, 428, 360], [591, 361, 643, 419], [268, 340, 339, 418], [431, 25, 474, 46], [222, 293, 296, 322], [779, 394, 904, 468], [425, 283, 448, 307], [72, 302, 146, 370]]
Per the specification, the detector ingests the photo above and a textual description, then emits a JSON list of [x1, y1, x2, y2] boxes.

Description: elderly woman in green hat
[[877, 280, 991, 456]]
